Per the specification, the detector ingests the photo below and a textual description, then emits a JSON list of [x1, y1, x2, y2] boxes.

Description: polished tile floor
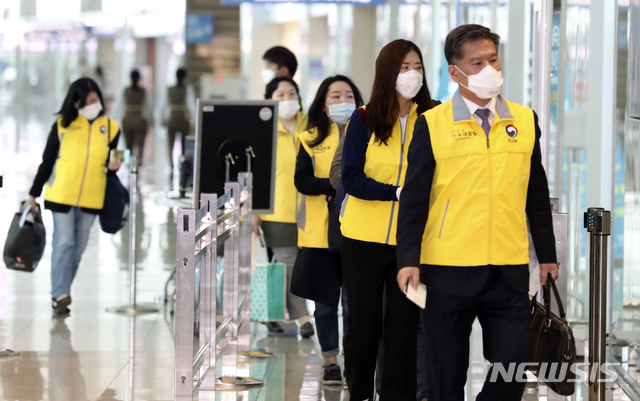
[[0, 97, 635, 401]]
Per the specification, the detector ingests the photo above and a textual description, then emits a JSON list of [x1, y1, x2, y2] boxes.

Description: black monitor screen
[[194, 100, 278, 214]]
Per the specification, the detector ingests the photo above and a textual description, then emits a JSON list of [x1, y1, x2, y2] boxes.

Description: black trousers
[[341, 237, 420, 401], [421, 266, 531, 401]]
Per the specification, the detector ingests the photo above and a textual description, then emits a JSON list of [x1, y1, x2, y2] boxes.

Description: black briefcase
[[528, 273, 577, 395]]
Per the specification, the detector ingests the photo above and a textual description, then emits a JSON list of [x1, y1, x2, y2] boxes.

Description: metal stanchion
[[585, 207, 611, 401], [107, 155, 158, 315]]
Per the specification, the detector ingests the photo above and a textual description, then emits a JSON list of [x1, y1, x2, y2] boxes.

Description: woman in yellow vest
[[292, 75, 364, 385], [251, 76, 313, 337], [26, 78, 122, 315], [339, 40, 436, 401]]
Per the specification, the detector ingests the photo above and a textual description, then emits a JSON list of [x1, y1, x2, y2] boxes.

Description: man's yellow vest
[[261, 114, 304, 224], [420, 93, 535, 266], [296, 124, 340, 248], [44, 115, 120, 210], [340, 104, 419, 246]]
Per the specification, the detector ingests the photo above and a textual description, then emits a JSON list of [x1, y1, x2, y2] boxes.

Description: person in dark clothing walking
[[293, 74, 364, 386], [396, 24, 559, 401], [117, 69, 152, 162], [164, 68, 195, 173], [339, 39, 436, 401]]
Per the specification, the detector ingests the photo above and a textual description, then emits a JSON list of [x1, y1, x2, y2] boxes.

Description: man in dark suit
[[396, 24, 559, 401]]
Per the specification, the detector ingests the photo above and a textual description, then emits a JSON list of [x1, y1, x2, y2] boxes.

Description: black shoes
[[299, 322, 315, 338], [52, 295, 71, 315], [264, 322, 284, 334], [323, 364, 343, 385], [264, 321, 315, 337]]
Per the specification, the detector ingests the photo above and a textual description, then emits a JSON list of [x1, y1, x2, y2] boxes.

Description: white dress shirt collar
[[462, 96, 497, 126]]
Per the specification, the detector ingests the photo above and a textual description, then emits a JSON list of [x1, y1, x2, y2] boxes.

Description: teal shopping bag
[[250, 263, 286, 322]]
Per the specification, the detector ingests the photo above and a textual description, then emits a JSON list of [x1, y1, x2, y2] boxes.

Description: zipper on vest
[[76, 120, 93, 207], [385, 111, 409, 245], [487, 133, 492, 264]]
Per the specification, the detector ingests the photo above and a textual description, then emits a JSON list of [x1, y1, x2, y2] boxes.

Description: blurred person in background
[[252, 76, 313, 338], [114, 69, 153, 163], [293, 75, 364, 385], [262, 46, 298, 84], [25, 78, 122, 314], [163, 68, 196, 184]]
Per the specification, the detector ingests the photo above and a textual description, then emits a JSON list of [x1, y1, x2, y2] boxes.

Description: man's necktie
[[474, 108, 491, 137]]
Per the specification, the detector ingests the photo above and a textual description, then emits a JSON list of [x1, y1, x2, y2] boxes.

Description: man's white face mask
[[262, 69, 276, 85], [455, 65, 503, 99]]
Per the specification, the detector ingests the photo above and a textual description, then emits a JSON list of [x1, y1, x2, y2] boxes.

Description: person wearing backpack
[[339, 39, 437, 401], [25, 78, 122, 315], [293, 75, 364, 385]]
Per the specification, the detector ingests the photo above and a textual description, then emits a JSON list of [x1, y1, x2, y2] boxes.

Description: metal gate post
[[585, 207, 611, 401]]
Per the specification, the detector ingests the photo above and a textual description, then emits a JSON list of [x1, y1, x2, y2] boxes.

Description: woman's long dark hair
[[306, 75, 364, 148], [264, 76, 303, 113], [130, 69, 140, 89], [367, 39, 435, 145], [57, 78, 105, 128]]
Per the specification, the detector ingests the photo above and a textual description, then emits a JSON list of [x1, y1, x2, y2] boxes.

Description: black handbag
[[100, 174, 129, 234], [528, 273, 577, 395], [3, 203, 46, 272], [99, 119, 129, 234]]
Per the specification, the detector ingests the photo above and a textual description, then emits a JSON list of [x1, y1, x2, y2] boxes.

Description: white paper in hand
[[404, 279, 427, 309], [529, 264, 541, 300]]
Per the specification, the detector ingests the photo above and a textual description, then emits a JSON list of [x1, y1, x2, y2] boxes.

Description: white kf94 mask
[[396, 70, 423, 99], [455, 65, 503, 99]]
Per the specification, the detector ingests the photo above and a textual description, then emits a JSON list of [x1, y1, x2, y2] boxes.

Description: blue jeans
[[51, 208, 96, 298], [314, 281, 348, 359]]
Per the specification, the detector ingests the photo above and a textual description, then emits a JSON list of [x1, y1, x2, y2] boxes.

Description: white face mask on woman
[[326, 102, 356, 125], [78, 102, 103, 121], [395, 70, 424, 100], [455, 65, 503, 99], [278, 100, 300, 120]]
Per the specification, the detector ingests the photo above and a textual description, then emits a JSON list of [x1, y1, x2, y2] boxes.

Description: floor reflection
[[0, 352, 44, 401], [97, 388, 122, 401], [48, 317, 86, 401]]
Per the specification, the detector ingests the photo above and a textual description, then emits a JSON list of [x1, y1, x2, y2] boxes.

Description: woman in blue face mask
[[291, 75, 364, 385]]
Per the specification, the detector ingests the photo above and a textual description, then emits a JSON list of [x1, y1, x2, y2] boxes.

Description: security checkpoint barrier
[[174, 173, 261, 401]]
